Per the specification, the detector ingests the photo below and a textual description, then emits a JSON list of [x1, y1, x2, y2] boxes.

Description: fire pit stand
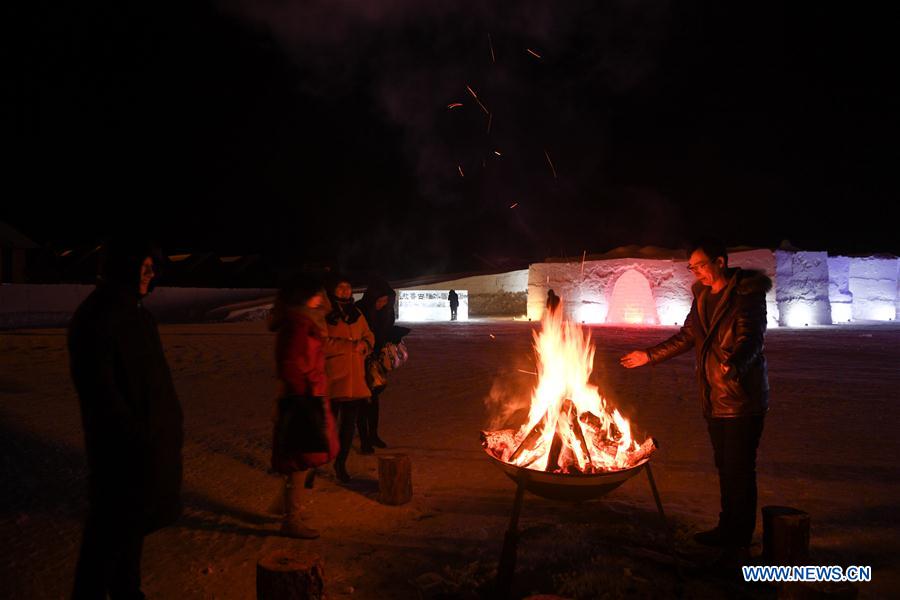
[[492, 455, 674, 598]]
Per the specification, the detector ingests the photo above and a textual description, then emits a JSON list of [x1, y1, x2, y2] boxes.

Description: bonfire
[[482, 308, 655, 473]]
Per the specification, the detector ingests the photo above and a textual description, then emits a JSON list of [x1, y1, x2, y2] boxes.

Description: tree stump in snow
[[378, 453, 412, 505], [256, 550, 324, 600], [763, 505, 810, 564]]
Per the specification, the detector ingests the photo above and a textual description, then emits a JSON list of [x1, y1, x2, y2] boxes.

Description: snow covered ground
[[2, 319, 898, 598]]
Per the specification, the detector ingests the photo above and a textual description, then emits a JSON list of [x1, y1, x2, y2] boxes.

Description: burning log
[[482, 310, 656, 475], [480, 429, 517, 460], [580, 411, 620, 442], [545, 430, 563, 472], [627, 437, 657, 467], [508, 413, 548, 462], [562, 399, 594, 471]]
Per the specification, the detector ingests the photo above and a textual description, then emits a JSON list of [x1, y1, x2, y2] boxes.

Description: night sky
[[7, 1, 898, 279]]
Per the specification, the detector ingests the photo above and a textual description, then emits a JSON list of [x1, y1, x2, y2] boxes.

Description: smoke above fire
[[216, 0, 681, 264]]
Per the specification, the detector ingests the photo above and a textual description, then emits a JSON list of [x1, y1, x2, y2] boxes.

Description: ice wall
[[729, 249, 779, 327], [774, 250, 832, 326], [527, 248, 776, 326], [528, 259, 694, 325], [827, 256, 853, 323], [404, 270, 527, 316], [397, 289, 468, 322], [848, 256, 898, 321]]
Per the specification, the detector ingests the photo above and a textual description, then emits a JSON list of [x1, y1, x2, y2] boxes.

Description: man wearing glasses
[[620, 238, 771, 574]]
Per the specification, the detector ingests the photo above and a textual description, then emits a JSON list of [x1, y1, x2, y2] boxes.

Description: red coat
[[276, 309, 328, 397], [272, 309, 338, 472]]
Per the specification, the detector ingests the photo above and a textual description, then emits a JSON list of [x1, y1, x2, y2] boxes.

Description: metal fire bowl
[[484, 448, 649, 502]]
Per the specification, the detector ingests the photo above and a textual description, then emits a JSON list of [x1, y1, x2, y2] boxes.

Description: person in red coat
[[269, 275, 338, 539]]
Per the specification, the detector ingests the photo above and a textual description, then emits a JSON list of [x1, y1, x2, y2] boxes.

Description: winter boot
[[693, 526, 726, 547], [334, 460, 351, 483], [280, 472, 319, 539]]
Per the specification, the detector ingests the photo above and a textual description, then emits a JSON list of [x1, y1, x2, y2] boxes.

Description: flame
[[484, 305, 652, 473]]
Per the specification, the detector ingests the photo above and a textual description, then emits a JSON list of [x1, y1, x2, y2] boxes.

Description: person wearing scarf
[[324, 277, 375, 482]]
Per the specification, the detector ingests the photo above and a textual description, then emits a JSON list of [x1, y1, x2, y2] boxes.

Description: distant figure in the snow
[[357, 277, 396, 452], [448, 289, 459, 321], [68, 239, 183, 599], [268, 275, 338, 539], [325, 276, 375, 483], [620, 238, 770, 575], [546, 289, 561, 315]]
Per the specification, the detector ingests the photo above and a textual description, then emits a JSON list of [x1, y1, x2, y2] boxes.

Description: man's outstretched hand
[[620, 350, 650, 369]]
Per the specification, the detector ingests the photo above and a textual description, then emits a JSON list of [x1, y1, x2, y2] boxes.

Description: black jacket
[[645, 268, 771, 418], [68, 284, 183, 533], [359, 280, 396, 352]]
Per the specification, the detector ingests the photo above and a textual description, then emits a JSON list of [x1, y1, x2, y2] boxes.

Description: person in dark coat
[[546, 289, 561, 315], [357, 277, 396, 452], [448, 289, 459, 320], [68, 239, 183, 599], [620, 238, 771, 572], [269, 275, 338, 539]]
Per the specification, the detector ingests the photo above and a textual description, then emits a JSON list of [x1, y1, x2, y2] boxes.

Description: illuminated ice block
[[398, 290, 468, 322], [775, 250, 832, 326], [849, 257, 898, 321]]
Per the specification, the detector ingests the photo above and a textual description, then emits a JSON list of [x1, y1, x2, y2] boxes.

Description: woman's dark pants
[[331, 399, 363, 465]]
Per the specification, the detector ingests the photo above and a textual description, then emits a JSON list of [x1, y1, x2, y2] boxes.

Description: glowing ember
[[526, 48, 543, 59], [465, 84, 491, 115], [482, 308, 655, 473], [448, 102, 463, 109], [543, 149, 558, 180]]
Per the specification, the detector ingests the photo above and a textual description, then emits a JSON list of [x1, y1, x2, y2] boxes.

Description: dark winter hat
[[99, 237, 159, 290], [361, 275, 395, 305]]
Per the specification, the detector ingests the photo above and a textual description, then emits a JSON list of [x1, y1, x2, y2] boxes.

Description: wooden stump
[[378, 453, 412, 505], [763, 505, 810, 564], [257, 550, 324, 600]]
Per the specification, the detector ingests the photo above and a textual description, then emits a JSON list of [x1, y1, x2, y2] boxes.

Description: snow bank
[[0, 284, 275, 328]]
